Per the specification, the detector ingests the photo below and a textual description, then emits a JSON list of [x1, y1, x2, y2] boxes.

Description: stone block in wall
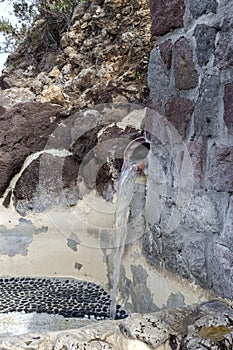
[[162, 236, 190, 280], [148, 48, 170, 103], [150, 0, 185, 36], [224, 82, 233, 134], [207, 144, 233, 192], [180, 192, 221, 235], [174, 37, 198, 90], [165, 95, 194, 138], [187, 141, 203, 189], [189, 0, 218, 19], [184, 238, 208, 286], [195, 74, 221, 137], [220, 195, 233, 250], [214, 17, 233, 69], [143, 190, 221, 288], [173, 192, 221, 287], [194, 24, 218, 67], [159, 40, 173, 70], [211, 243, 233, 300]]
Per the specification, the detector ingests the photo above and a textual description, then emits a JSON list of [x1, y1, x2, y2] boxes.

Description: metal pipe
[[123, 136, 150, 171]]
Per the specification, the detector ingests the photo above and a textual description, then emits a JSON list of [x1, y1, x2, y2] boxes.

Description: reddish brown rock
[[187, 142, 203, 189], [159, 40, 173, 70], [150, 0, 185, 36], [224, 83, 233, 134], [0, 102, 64, 197], [207, 145, 233, 192], [174, 37, 199, 90], [165, 95, 194, 138]]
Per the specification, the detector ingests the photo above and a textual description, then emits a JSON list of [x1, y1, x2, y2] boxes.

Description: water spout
[[123, 136, 150, 172]]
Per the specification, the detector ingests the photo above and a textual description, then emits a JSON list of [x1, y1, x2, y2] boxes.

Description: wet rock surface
[[0, 277, 127, 320], [0, 300, 232, 349]]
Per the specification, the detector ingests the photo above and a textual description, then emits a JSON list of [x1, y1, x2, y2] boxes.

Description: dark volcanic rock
[[174, 37, 198, 90], [0, 102, 64, 197], [195, 74, 221, 137], [214, 17, 233, 69], [150, 0, 185, 36], [13, 158, 40, 202], [194, 24, 217, 66], [159, 40, 173, 70], [211, 241, 233, 300], [224, 82, 233, 134], [165, 95, 194, 138], [189, 0, 218, 18], [12, 105, 143, 211], [207, 144, 233, 192], [187, 141, 203, 189]]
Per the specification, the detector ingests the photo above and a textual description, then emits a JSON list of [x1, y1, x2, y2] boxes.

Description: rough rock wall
[[1, 0, 152, 108], [145, 0, 233, 300]]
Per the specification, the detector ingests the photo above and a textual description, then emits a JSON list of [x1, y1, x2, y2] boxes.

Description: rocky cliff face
[[1, 0, 152, 108]]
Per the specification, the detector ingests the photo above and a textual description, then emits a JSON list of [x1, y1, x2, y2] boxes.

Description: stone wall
[[145, 0, 233, 299]]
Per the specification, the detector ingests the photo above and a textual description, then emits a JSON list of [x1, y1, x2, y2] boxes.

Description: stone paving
[[0, 277, 128, 320]]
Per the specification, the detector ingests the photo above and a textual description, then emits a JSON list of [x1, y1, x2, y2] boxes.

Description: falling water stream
[[110, 137, 150, 319], [110, 165, 137, 319]]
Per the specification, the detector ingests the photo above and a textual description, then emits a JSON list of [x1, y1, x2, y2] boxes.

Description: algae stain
[[197, 325, 232, 341]]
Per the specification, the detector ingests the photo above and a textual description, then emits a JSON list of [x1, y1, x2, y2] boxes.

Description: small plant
[[134, 70, 140, 80], [0, 0, 77, 53]]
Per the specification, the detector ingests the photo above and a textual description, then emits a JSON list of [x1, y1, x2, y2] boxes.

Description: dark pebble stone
[[0, 277, 128, 320], [120, 310, 126, 315], [71, 311, 83, 318]]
